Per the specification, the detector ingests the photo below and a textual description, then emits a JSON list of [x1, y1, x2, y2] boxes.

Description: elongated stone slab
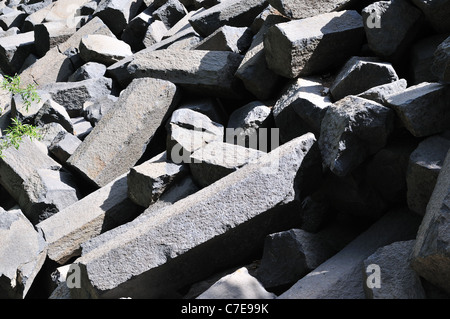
[[71, 133, 322, 298], [36, 174, 143, 265], [67, 77, 180, 188], [107, 49, 245, 98]]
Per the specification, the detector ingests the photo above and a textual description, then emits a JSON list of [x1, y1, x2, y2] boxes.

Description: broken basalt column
[[319, 96, 395, 177], [71, 133, 322, 298], [264, 10, 364, 79], [107, 49, 245, 98], [67, 77, 180, 188], [0, 207, 47, 299]]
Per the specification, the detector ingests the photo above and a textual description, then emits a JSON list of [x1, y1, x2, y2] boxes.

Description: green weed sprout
[[0, 74, 42, 158]]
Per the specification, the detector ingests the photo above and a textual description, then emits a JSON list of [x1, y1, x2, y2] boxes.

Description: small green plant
[[1, 74, 40, 112], [0, 74, 42, 158]]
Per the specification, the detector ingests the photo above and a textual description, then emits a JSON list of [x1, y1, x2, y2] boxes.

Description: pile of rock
[[0, 0, 449, 299]]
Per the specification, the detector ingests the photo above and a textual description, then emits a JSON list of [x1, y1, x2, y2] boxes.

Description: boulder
[[329, 56, 399, 101], [235, 14, 289, 100], [36, 174, 143, 265], [71, 133, 322, 298], [356, 79, 407, 105], [107, 49, 245, 98], [406, 135, 450, 216], [152, 0, 188, 29], [412, 148, 450, 294], [319, 95, 395, 177], [0, 32, 35, 75], [33, 22, 75, 58], [93, 0, 144, 36], [68, 62, 107, 82], [79, 34, 133, 66], [0, 207, 47, 299], [226, 101, 273, 150], [268, 0, 353, 19], [40, 77, 113, 117], [197, 267, 276, 299], [273, 76, 331, 143], [0, 137, 81, 224], [431, 36, 450, 84], [189, 141, 265, 187], [127, 152, 188, 207], [67, 78, 180, 188], [166, 108, 224, 163], [386, 82, 450, 138], [264, 10, 364, 79], [48, 131, 82, 163], [194, 26, 253, 54], [188, 0, 268, 37], [33, 99, 73, 134], [363, 240, 426, 299], [361, 0, 423, 60]]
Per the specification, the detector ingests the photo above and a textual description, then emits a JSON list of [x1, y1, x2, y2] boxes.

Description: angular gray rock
[[273, 76, 332, 143], [0, 138, 81, 224], [107, 49, 245, 99], [34, 22, 75, 58], [33, 99, 73, 134], [363, 240, 426, 299], [0, 31, 35, 75], [194, 26, 253, 54], [386, 82, 450, 137], [40, 77, 113, 117], [319, 96, 395, 177], [264, 10, 364, 79], [256, 225, 356, 291], [226, 101, 273, 150], [356, 79, 407, 105], [411, 0, 450, 33], [127, 152, 188, 207], [431, 36, 450, 84], [121, 6, 167, 52], [93, 0, 144, 36], [0, 207, 47, 299], [152, 0, 188, 29], [71, 133, 322, 298], [188, 0, 268, 37], [67, 78, 180, 188], [278, 209, 421, 299], [166, 108, 224, 163], [36, 174, 143, 265], [179, 97, 227, 125], [197, 267, 276, 299], [329, 56, 400, 101], [71, 117, 93, 140], [235, 14, 289, 100], [189, 141, 264, 187], [82, 95, 118, 126], [406, 135, 450, 216], [361, 0, 423, 60], [49, 131, 82, 163], [411, 148, 450, 294], [268, 0, 353, 19], [79, 34, 133, 66], [68, 62, 107, 82]]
